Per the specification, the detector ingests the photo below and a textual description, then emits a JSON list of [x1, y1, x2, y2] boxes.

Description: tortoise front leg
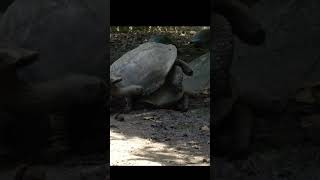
[[167, 66, 189, 111], [111, 85, 143, 119], [112, 85, 143, 97], [113, 97, 133, 121]]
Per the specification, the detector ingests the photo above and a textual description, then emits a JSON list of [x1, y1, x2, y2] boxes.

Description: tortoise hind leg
[[167, 66, 189, 111], [175, 59, 193, 76], [168, 66, 184, 93], [177, 94, 189, 112]]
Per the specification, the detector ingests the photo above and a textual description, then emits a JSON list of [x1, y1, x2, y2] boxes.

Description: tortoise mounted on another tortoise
[[110, 42, 193, 111]]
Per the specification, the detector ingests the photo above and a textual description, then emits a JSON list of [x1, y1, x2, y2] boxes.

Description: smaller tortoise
[[110, 42, 193, 111], [148, 35, 174, 45], [149, 35, 183, 55], [183, 52, 210, 94], [190, 29, 210, 49]]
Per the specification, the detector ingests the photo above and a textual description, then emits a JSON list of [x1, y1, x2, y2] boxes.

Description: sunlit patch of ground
[[110, 26, 210, 166], [111, 131, 208, 166], [110, 108, 210, 166]]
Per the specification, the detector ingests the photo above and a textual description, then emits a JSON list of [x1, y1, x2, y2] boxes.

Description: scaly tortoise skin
[[213, 12, 254, 158], [110, 42, 192, 110], [212, 13, 234, 101]]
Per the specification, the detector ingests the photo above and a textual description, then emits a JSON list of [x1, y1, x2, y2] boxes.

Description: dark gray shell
[[183, 52, 210, 94], [0, 0, 107, 83], [141, 66, 184, 106], [110, 42, 177, 96]]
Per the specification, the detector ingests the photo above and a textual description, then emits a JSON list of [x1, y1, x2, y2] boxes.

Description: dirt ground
[[0, 155, 108, 180], [110, 27, 210, 166]]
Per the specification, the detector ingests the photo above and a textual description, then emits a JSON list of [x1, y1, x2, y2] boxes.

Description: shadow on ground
[[110, 27, 210, 166], [110, 103, 210, 166]]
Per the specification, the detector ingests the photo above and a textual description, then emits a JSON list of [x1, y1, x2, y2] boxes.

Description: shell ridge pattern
[[110, 42, 177, 96]]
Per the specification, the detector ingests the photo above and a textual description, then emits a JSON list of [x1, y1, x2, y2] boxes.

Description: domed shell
[[110, 42, 177, 96]]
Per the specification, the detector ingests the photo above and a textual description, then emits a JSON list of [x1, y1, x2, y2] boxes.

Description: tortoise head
[[190, 29, 210, 49], [110, 75, 122, 85], [0, 47, 39, 70]]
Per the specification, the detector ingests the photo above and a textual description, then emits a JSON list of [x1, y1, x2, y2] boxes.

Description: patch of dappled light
[[110, 131, 209, 166]]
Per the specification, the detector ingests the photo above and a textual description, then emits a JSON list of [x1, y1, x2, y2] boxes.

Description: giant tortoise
[[110, 42, 193, 111], [190, 29, 210, 49], [0, 0, 108, 161], [0, 0, 107, 82], [149, 35, 174, 45], [0, 46, 109, 163]]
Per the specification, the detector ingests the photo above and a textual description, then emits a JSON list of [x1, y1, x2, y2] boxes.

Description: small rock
[[144, 116, 155, 120], [110, 124, 118, 128], [187, 141, 197, 145], [151, 136, 159, 141], [192, 145, 200, 149], [176, 147, 183, 150], [200, 125, 210, 132], [202, 158, 209, 163], [115, 114, 125, 121]]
